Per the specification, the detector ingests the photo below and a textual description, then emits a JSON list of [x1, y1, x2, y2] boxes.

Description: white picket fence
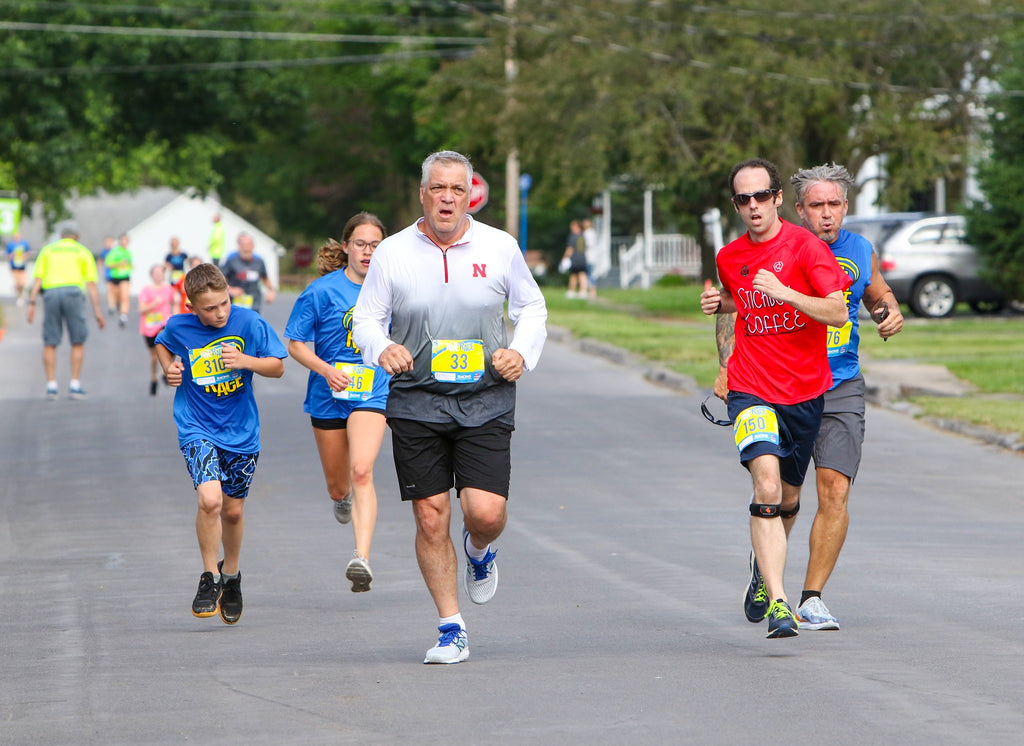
[[616, 233, 702, 288]]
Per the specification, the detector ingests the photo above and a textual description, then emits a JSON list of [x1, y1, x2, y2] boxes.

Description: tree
[[0, 0, 302, 224], [419, 0, 1020, 253], [965, 36, 1024, 301]]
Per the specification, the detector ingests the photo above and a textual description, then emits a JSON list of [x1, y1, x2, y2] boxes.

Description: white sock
[[440, 613, 465, 631], [464, 532, 490, 562], [70, 379, 81, 389]]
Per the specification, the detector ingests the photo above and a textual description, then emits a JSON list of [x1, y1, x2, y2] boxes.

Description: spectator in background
[[105, 233, 133, 327], [138, 263, 176, 396], [99, 235, 117, 316], [581, 217, 598, 299], [25, 222, 106, 399], [561, 219, 588, 299], [174, 256, 204, 314], [222, 233, 275, 314], [5, 230, 31, 306], [165, 236, 189, 285], [208, 213, 225, 266]]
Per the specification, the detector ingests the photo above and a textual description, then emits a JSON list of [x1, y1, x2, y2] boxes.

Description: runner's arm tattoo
[[715, 312, 736, 368]]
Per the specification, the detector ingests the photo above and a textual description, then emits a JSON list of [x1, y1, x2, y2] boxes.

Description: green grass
[[544, 284, 1024, 440]]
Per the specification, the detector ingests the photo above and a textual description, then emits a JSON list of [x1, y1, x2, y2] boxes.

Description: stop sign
[[468, 172, 489, 214], [293, 245, 313, 269]]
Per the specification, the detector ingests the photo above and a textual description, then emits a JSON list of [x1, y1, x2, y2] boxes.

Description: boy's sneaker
[[345, 551, 373, 593], [796, 596, 840, 631], [463, 527, 498, 605], [766, 599, 800, 639], [423, 623, 469, 664], [743, 551, 769, 623], [45, 383, 59, 401], [217, 560, 242, 625], [68, 385, 87, 400], [191, 571, 222, 618], [333, 493, 352, 524]]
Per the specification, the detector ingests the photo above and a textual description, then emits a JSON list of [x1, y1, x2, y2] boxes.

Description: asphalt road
[[1, 293, 1022, 745]]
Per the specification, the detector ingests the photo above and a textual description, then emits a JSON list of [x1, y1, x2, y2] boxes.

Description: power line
[[0, 48, 474, 77], [0, 0, 481, 28], [0, 20, 485, 45]]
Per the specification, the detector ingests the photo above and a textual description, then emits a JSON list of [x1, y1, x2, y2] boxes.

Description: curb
[[548, 324, 1023, 453], [546, 325, 697, 395]]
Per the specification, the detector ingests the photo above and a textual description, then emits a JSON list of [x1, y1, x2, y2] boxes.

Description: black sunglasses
[[731, 189, 778, 207], [700, 394, 733, 427]]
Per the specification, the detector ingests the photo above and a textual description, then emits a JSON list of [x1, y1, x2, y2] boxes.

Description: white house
[[2, 188, 283, 298]]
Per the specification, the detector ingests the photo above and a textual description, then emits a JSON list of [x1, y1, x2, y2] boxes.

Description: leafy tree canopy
[[966, 34, 1024, 301]]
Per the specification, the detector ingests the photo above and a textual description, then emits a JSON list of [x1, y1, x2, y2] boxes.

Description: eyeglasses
[[347, 239, 381, 250], [731, 189, 778, 207], [700, 394, 733, 427]]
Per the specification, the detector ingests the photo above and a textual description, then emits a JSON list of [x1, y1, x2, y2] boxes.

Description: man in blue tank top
[[788, 163, 904, 630]]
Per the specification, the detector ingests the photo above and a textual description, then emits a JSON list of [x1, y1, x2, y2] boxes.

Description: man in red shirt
[[700, 158, 849, 638]]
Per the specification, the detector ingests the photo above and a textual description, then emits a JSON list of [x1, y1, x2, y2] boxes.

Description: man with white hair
[[353, 150, 548, 664]]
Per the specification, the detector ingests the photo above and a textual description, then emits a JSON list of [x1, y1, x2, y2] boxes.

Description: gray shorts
[[42, 286, 89, 347], [812, 374, 866, 481]]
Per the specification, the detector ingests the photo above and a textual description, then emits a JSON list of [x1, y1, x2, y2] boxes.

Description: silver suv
[[843, 213, 1005, 318]]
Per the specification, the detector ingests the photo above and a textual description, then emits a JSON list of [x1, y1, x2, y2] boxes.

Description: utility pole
[[504, 0, 519, 239]]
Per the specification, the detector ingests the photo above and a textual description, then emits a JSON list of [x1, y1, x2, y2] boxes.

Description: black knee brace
[[780, 501, 800, 520], [749, 503, 781, 518]]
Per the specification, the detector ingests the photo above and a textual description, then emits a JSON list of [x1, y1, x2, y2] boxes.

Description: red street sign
[[469, 172, 489, 214], [293, 245, 313, 269]]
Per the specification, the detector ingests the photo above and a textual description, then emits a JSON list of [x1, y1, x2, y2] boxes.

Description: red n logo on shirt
[[473, 264, 487, 278]]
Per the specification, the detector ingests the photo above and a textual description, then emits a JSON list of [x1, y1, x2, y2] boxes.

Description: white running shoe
[[423, 624, 469, 664], [463, 528, 498, 604], [333, 493, 352, 524], [796, 596, 840, 630], [345, 551, 373, 593]]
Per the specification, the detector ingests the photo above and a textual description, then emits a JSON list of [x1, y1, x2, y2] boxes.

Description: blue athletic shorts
[[727, 390, 823, 487], [180, 439, 260, 498]]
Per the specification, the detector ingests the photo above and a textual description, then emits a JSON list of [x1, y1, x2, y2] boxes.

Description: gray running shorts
[[812, 374, 867, 481], [42, 286, 89, 346]]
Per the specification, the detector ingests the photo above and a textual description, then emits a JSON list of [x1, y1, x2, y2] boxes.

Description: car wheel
[[910, 274, 957, 318]]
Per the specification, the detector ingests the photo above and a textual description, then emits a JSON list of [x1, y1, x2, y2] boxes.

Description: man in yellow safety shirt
[[26, 222, 106, 399]]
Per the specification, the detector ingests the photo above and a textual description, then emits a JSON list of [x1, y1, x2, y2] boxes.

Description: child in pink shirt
[[139, 264, 176, 395]]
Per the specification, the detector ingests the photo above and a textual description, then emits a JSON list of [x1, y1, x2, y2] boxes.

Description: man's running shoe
[[796, 596, 840, 631], [345, 551, 373, 593], [217, 560, 242, 625], [744, 551, 769, 623], [333, 493, 352, 524], [45, 383, 59, 401], [766, 599, 799, 638], [191, 571, 222, 618], [68, 385, 87, 400], [463, 527, 498, 605], [423, 623, 469, 664]]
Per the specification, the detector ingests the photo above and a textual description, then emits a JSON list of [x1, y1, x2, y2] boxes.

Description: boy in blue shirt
[[156, 263, 287, 624]]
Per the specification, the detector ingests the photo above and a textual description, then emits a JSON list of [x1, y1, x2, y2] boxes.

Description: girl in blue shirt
[[285, 212, 390, 592]]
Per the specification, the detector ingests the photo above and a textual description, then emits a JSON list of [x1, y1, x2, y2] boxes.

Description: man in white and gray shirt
[[353, 150, 547, 665]]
